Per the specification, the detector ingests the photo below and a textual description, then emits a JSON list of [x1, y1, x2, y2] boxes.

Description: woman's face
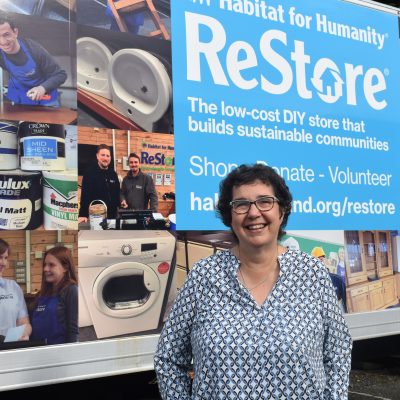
[[43, 254, 66, 287], [231, 180, 283, 250], [0, 249, 9, 277]]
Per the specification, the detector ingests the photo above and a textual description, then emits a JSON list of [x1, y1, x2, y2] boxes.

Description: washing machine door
[[92, 261, 160, 318]]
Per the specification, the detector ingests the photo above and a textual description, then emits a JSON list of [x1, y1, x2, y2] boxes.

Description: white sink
[[77, 37, 113, 99], [109, 48, 172, 132]]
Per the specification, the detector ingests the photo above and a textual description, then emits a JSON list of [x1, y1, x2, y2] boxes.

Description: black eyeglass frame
[[229, 195, 280, 214]]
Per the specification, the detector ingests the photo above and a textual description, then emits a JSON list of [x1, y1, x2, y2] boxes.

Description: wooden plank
[[78, 88, 142, 130], [114, 0, 145, 13], [145, 0, 170, 40], [108, 0, 170, 40], [0, 101, 77, 125], [107, 0, 129, 32]]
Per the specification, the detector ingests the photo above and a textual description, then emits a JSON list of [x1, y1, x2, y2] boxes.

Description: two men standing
[[79, 147, 158, 223]]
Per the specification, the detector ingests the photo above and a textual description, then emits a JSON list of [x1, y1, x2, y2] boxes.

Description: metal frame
[[343, 0, 400, 13], [0, 0, 399, 392], [1, 309, 399, 391]]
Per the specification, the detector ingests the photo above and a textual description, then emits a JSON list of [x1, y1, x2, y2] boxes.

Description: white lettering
[[185, 12, 388, 109]]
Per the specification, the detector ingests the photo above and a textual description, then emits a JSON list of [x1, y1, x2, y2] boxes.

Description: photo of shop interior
[[76, 0, 170, 39], [176, 230, 400, 315], [78, 228, 177, 342], [76, 6, 172, 132], [77, 126, 175, 230], [0, 122, 77, 231], [0, 11, 77, 125], [342, 230, 400, 314], [0, 230, 78, 350]]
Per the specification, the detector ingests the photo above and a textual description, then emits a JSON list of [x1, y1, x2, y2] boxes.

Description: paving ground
[[349, 363, 400, 400]]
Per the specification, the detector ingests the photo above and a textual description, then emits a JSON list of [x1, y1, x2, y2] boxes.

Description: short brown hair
[[216, 164, 292, 240], [128, 152, 140, 161], [97, 144, 111, 153], [0, 15, 17, 31]]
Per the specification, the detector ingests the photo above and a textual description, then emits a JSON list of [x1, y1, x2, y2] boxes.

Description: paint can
[[89, 200, 107, 230], [0, 169, 42, 230], [42, 170, 78, 230], [18, 122, 66, 171], [0, 120, 19, 170]]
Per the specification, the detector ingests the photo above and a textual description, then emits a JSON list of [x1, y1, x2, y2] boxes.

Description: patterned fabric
[[155, 249, 352, 399]]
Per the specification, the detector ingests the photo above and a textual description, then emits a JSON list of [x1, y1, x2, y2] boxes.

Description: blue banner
[[172, 0, 400, 230]]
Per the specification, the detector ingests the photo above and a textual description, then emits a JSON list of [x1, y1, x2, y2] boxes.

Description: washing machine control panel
[[140, 242, 158, 260], [121, 244, 132, 255], [79, 233, 174, 261], [119, 242, 159, 259]]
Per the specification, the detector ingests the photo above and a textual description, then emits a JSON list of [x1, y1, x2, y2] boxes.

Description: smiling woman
[[155, 164, 353, 400], [29, 246, 78, 345]]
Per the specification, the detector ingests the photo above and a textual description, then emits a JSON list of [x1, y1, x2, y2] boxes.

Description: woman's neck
[[234, 243, 286, 272]]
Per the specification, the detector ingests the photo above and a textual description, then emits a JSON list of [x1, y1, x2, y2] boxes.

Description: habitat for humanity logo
[[311, 64, 343, 103], [185, 11, 388, 110]]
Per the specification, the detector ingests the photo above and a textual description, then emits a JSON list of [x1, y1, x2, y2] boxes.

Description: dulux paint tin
[[19, 122, 66, 171], [0, 120, 19, 170], [0, 169, 42, 230], [42, 170, 78, 230]]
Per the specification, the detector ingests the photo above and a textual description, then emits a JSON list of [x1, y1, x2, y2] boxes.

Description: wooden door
[[348, 285, 370, 313], [345, 231, 367, 285], [376, 231, 393, 278], [361, 231, 378, 279], [382, 278, 396, 306], [369, 281, 384, 310]]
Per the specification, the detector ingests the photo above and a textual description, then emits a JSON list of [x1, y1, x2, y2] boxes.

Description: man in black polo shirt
[[78, 144, 120, 223]]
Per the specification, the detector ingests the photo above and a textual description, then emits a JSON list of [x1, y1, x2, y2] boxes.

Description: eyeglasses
[[230, 195, 279, 214]]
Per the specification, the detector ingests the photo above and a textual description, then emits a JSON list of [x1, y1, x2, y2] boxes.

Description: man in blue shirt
[[0, 15, 67, 106]]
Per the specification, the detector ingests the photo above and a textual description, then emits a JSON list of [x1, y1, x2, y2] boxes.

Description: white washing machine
[[78, 230, 176, 339]]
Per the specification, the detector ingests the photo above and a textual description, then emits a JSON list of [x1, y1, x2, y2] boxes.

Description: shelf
[[77, 88, 143, 130], [0, 101, 77, 125]]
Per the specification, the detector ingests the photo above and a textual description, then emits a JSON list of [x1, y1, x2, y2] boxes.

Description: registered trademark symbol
[[384, 68, 390, 76], [385, 33, 389, 39]]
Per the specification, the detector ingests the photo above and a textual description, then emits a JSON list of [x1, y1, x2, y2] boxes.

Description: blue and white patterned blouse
[[155, 249, 352, 399]]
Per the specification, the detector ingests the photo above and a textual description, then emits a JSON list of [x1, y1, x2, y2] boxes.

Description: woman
[[155, 164, 352, 399], [30, 246, 78, 345], [0, 238, 31, 341]]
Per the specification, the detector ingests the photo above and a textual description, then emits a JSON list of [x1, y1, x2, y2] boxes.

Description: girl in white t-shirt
[[0, 239, 31, 341]]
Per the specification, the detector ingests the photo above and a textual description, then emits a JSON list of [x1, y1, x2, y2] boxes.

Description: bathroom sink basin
[[109, 48, 172, 132], [77, 37, 113, 99]]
